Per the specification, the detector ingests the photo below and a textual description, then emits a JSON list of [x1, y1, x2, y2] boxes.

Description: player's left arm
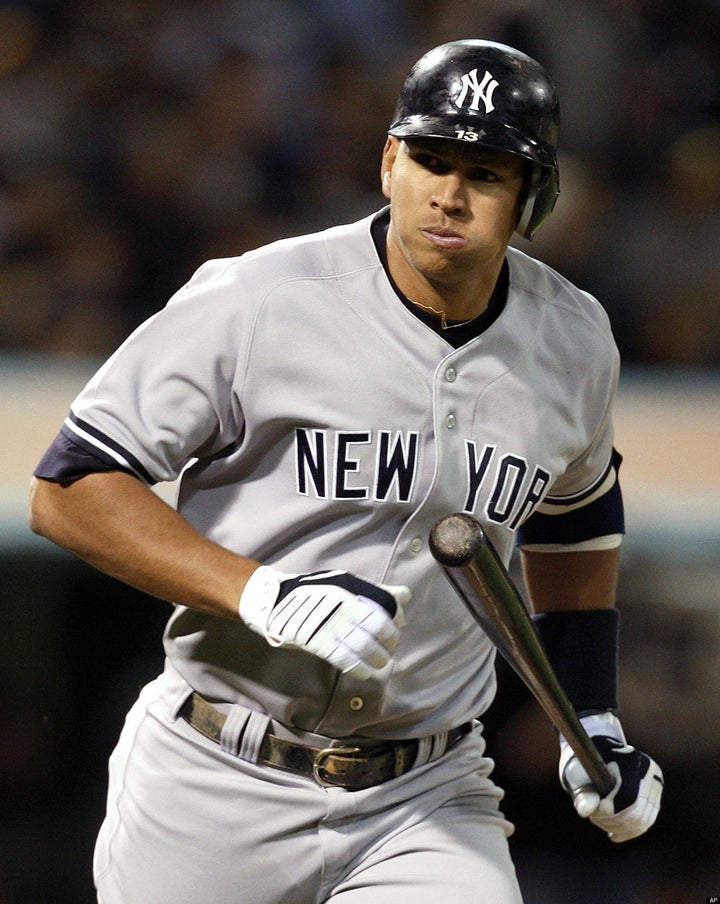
[[520, 544, 619, 614], [516, 473, 664, 842]]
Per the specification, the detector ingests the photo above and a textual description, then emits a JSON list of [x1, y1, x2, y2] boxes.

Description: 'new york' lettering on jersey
[[295, 427, 552, 529], [295, 429, 419, 502]]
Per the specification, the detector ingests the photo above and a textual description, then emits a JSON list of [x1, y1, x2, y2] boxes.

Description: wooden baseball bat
[[429, 511, 615, 798]]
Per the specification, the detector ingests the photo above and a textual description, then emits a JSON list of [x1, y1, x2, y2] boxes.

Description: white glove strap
[[560, 712, 624, 756], [576, 712, 625, 745], [238, 565, 286, 645]]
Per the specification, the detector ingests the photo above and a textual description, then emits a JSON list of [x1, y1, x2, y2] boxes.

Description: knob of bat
[[429, 513, 486, 567]]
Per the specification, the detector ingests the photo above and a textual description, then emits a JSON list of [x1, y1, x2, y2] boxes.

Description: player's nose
[[430, 173, 467, 216]]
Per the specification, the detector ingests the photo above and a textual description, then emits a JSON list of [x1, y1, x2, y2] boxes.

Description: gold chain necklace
[[410, 299, 477, 330]]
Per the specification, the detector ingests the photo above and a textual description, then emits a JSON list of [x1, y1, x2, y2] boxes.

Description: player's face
[[380, 137, 526, 302]]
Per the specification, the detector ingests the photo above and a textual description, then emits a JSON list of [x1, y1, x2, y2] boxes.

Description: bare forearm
[[520, 546, 620, 613], [28, 472, 258, 618]]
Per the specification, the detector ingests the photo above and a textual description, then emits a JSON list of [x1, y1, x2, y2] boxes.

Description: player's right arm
[[29, 471, 256, 618], [29, 470, 408, 679]]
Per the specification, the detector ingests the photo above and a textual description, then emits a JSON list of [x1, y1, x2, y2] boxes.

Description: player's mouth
[[421, 227, 467, 249]]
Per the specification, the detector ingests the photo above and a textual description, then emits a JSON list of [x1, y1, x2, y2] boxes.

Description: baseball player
[[29, 40, 662, 903]]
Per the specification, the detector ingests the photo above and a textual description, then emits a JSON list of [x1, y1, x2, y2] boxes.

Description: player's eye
[[467, 167, 500, 183], [412, 153, 450, 174]]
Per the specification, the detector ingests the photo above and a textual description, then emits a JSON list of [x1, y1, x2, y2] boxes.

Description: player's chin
[[428, 251, 486, 282], [416, 242, 474, 270]]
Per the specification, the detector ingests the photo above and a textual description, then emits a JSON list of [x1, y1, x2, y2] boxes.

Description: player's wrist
[[578, 711, 625, 742], [238, 565, 286, 641], [559, 712, 625, 756]]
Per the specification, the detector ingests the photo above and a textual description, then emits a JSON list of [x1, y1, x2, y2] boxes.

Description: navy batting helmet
[[389, 40, 560, 239]]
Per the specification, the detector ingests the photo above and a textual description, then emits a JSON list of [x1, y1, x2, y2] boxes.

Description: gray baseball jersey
[[63, 207, 619, 740]]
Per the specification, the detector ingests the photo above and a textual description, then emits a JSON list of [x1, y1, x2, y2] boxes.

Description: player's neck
[[390, 259, 502, 325], [385, 230, 505, 324], [416, 284, 491, 324]]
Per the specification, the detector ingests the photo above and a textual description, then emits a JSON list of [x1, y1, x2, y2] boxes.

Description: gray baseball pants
[[94, 669, 523, 904]]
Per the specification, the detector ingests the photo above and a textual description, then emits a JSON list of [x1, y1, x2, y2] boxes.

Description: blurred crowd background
[[1, 1, 719, 903], [1, 0, 719, 365]]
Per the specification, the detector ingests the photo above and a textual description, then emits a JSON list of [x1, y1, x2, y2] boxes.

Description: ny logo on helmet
[[455, 69, 499, 114]]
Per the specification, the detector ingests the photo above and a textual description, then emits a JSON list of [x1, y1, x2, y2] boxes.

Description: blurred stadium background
[[1, 1, 718, 901]]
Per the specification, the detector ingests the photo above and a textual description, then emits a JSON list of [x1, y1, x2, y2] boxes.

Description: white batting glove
[[239, 566, 410, 680], [559, 712, 664, 843]]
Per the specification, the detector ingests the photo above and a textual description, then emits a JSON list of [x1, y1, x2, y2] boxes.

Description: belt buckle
[[312, 745, 363, 788]]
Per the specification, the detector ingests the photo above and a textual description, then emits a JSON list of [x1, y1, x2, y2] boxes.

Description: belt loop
[[428, 730, 449, 762], [412, 736, 432, 768], [412, 730, 450, 769], [238, 710, 271, 763], [219, 705, 252, 755]]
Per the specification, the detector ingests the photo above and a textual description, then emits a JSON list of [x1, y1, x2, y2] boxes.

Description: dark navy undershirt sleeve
[[516, 478, 625, 545], [517, 449, 625, 545], [34, 430, 144, 487]]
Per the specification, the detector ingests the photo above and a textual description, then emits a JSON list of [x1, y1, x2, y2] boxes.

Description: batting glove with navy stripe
[[239, 567, 410, 680], [559, 712, 664, 843]]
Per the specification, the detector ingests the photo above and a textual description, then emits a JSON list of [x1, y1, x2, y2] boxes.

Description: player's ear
[[382, 170, 391, 198], [380, 137, 397, 199]]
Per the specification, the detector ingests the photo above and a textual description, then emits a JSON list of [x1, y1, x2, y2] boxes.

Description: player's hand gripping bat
[[429, 512, 615, 800]]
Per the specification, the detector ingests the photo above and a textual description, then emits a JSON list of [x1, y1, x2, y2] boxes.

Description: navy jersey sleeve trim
[[516, 478, 625, 545], [53, 413, 156, 484], [517, 449, 625, 545], [540, 448, 622, 510], [34, 430, 142, 486]]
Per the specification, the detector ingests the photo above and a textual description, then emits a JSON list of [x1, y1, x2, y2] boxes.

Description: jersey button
[[349, 696, 364, 711], [445, 367, 457, 382], [446, 412, 456, 429], [410, 537, 423, 553]]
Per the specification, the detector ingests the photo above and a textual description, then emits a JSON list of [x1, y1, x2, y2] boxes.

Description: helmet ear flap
[[516, 165, 560, 240]]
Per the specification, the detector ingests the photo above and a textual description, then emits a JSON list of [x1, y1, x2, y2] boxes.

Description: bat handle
[[560, 715, 616, 800]]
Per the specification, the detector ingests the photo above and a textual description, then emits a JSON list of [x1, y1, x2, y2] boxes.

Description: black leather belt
[[180, 692, 471, 791]]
